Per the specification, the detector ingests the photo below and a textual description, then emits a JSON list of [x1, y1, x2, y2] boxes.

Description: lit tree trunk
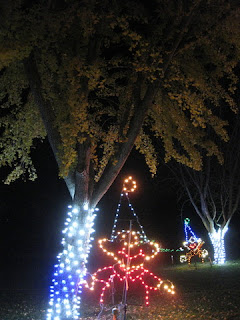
[[47, 140, 98, 319], [47, 205, 97, 320], [24, 55, 156, 319], [25, 55, 99, 318], [208, 227, 228, 265]]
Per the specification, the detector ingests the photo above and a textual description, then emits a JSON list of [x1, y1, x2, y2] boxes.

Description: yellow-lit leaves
[[0, 91, 46, 183], [95, 126, 119, 182], [0, 0, 239, 184], [150, 91, 227, 171], [135, 129, 158, 176]]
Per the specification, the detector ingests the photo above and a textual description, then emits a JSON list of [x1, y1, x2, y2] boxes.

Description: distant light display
[[180, 218, 208, 264], [159, 248, 184, 253]]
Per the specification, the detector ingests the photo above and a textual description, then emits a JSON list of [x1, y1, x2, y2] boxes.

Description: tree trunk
[[47, 139, 97, 319], [208, 227, 228, 264], [47, 204, 97, 320]]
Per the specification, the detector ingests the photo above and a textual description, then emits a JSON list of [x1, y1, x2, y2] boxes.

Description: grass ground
[[1, 261, 240, 320]]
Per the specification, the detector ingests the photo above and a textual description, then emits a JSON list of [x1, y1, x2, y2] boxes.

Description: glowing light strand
[[159, 248, 183, 252], [110, 192, 123, 242], [82, 230, 175, 306], [125, 192, 148, 242], [209, 227, 227, 264], [46, 205, 98, 320], [180, 218, 208, 264], [184, 218, 198, 242], [111, 176, 148, 242], [122, 176, 137, 193]]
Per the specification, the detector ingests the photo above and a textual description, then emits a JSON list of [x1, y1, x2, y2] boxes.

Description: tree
[[0, 0, 240, 318], [177, 112, 240, 264]]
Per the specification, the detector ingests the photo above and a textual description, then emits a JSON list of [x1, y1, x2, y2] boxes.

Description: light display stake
[[180, 218, 208, 265], [46, 205, 98, 320], [82, 230, 175, 305]]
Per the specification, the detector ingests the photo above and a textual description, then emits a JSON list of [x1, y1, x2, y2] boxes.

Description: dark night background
[[0, 140, 240, 293]]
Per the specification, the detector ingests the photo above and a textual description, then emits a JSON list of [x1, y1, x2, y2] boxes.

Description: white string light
[[111, 176, 148, 242], [209, 227, 228, 264], [46, 205, 98, 320]]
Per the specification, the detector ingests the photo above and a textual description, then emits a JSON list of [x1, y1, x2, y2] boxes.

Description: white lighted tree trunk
[[209, 227, 228, 265], [47, 204, 97, 320]]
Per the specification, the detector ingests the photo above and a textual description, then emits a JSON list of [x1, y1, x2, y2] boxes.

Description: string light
[[111, 177, 147, 242], [81, 230, 175, 305], [46, 205, 98, 320], [209, 228, 228, 264], [159, 248, 183, 252], [180, 218, 208, 265], [102, 230, 159, 265], [123, 176, 137, 193]]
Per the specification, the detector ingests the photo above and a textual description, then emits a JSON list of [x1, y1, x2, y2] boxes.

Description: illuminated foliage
[[0, 1, 239, 198]]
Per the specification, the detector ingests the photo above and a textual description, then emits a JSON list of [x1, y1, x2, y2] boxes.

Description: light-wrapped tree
[[0, 0, 240, 318], [177, 114, 240, 264]]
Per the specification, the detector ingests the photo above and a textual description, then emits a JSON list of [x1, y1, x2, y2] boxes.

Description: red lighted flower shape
[[82, 230, 175, 305]]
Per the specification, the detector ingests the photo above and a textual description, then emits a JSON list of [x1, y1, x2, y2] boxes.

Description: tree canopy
[[0, 0, 240, 207]]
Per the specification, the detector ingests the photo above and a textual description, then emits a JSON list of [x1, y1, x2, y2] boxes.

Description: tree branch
[[74, 138, 91, 203], [90, 83, 155, 208], [162, 0, 202, 76], [24, 53, 75, 198], [208, 184, 217, 221], [179, 166, 210, 231]]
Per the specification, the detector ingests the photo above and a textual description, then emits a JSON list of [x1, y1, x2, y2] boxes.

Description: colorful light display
[[46, 205, 98, 320], [81, 176, 175, 307], [180, 218, 208, 265], [82, 230, 175, 306]]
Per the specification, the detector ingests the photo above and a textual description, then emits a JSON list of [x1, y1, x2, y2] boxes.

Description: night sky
[[1, 140, 240, 292]]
